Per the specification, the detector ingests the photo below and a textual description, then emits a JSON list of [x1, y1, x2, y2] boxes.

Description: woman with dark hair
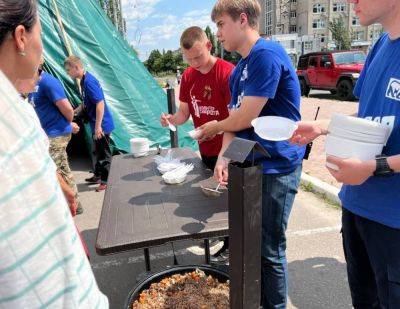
[[0, 1, 108, 307]]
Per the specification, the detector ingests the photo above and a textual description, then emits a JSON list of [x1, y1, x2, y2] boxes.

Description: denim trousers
[[342, 208, 400, 309], [261, 165, 302, 309]]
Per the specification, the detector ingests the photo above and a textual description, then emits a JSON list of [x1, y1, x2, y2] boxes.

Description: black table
[[96, 148, 228, 269]]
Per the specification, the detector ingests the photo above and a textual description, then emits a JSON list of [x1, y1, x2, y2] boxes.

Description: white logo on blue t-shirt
[[240, 65, 248, 81], [386, 78, 400, 101]]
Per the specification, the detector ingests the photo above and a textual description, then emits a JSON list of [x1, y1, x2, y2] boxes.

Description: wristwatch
[[373, 155, 394, 177]]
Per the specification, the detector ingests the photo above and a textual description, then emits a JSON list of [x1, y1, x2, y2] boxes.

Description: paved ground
[[72, 154, 352, 309], [300, 90, 358, 188]]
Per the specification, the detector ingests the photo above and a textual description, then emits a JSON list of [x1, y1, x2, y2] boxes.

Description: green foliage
[[144, 49, 187, 75], [205, 26, 218, 56], [328, 18, 352, 50]]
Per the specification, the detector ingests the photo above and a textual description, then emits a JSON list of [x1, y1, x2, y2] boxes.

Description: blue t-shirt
[[81, 71, 115, 134], [229, 38, 305, 174], [28, 72, 72, 137], [339, 33, 400, 229]]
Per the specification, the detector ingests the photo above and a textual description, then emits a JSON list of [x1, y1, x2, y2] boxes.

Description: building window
[[289, 25, 297, 33], [290, 0, 297, 3], [352, 17, 360, 26], [320, 34, 326, 43], [305, 42, 313, 50], [354, 30, 364, 41], [333, 3, 346, 12], [313, 19, 326, 29], [290, 11, 297, 18], [313, 4, 326, 13]]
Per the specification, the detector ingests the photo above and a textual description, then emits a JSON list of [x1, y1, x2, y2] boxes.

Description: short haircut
[[211, 0, 261, 29], [64, 55, 83, 68], [180, 26, 208, 50]]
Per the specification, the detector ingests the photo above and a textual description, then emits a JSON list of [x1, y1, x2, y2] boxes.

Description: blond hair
[[180, 26, 208, 50], [64, 55, 83, 68], [211, 0, 261, 29]]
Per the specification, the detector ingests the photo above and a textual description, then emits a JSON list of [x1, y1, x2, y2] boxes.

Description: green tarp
[[38, 0, 197, 153]]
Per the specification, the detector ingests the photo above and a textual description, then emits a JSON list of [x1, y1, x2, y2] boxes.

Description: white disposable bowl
[[251, 116, 298, 141], [132, 151, 149, 158], [157, 162, 183, 174], [330, 114, 388, 137], [162, 173, 186, 184], [130, 137, 150, 154], [325, 134, 384, 169], [329, 126, 388, 144], [188, 129, 202, 140]]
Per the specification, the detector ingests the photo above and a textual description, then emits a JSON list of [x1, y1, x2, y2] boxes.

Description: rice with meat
[[132, 269, 229, 309]]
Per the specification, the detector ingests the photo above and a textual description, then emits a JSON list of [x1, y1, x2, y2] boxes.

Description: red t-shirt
[[179, 58, 234, 156]]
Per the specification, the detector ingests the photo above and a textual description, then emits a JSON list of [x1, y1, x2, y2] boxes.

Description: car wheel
[[300, 79, 310, 96], [337, 80, 355, 101]]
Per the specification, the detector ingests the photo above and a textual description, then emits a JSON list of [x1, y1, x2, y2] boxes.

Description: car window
[[309, 56, 318, 67], [297, 56, 309, 69], [333, 52, 366, 64], [320, 55, 331, 68]]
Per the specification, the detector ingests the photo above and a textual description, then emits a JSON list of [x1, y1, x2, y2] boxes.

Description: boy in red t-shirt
[[160, 26, 234, 170]]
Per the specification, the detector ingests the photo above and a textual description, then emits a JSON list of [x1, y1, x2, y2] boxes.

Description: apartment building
[[258, 0, 382, 51]]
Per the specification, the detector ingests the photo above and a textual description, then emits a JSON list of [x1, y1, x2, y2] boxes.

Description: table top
[[96, 148, 228, 255]]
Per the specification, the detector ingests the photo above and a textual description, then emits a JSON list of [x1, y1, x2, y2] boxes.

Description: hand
[[64, 190, 77, 216], [326, 156, 376, 185], [94, 127, 104, 140], [290, 121, 325, 146], [71, 122, 80, 134], [160, 113, 173, 127], [214, 156, 229, 185], [199, 120, 220, 142]]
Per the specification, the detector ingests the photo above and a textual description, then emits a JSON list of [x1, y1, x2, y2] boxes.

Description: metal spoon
[[201, 183, 222, 197]]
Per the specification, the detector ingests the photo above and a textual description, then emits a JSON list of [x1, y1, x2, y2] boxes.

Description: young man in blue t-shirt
[[28, 65, 82, 214], [291, 0, 400, 307], [200, 1, 304, 307], [64, 56, 115, 192]]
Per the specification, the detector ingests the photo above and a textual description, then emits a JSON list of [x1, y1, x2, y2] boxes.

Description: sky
[[121, 0, 217, 61]]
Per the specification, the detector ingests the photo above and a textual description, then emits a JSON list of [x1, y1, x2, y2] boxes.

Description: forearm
[[218, 132, 235, 158], [216, 111, 253, 133], [95, 101, 105, 130], [388, 155, 400, 173], [170, 109, 189, 125]]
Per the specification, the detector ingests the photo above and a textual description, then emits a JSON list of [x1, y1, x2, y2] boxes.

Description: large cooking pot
[[125, 264, 229, 309]]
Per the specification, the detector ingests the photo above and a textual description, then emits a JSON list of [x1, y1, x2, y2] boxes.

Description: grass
[[300, 182, 342, 209]]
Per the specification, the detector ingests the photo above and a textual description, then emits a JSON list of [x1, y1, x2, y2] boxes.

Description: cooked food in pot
[[132, 269, 229, 309]]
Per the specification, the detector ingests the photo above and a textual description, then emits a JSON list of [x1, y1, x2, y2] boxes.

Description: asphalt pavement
[[72, 154, 352, 309]]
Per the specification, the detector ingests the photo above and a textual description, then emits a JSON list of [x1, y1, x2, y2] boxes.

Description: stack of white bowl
[[326, 114, 389, 169], [130, 137, 150, 157]]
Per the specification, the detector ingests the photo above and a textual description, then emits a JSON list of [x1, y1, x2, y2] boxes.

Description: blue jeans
[[261, 165, 302, 309], [342, 208, 400, 309]]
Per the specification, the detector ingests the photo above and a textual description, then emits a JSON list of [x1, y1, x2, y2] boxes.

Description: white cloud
[[122, 0, 163, 20], [124, 5, 218, 60]]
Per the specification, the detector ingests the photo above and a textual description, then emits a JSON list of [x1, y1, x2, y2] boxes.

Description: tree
[[162, 50, 175, 72], [145, 49, 162, 73], [205, 26, 218, 56], [328, 18, 352, 50]]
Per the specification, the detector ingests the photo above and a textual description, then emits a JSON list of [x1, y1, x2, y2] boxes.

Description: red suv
[[297, 50, 366, 101]]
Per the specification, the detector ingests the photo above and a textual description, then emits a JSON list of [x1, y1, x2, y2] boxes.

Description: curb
[[300, 173, 341, 206]]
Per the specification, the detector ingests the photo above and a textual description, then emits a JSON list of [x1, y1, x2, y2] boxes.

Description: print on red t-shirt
[[179, 58, 234, 156]]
